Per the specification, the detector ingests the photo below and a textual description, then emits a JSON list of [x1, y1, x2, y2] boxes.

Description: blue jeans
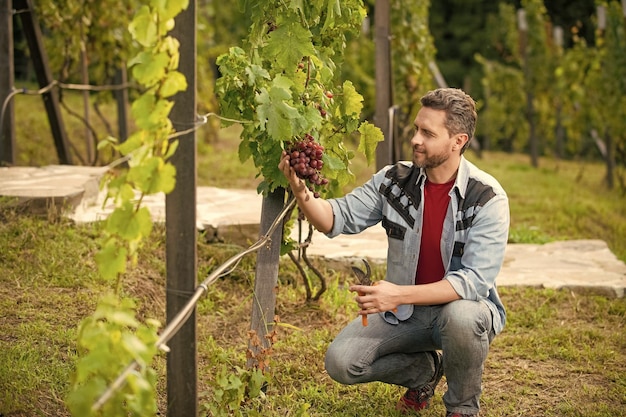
[[324, 300, 495, 415]]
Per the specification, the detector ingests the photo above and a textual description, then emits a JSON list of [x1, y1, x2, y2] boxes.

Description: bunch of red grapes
[[286, 133, 329, 198]]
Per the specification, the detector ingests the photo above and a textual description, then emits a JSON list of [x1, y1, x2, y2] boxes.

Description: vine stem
[[91, 195, 296, 412]]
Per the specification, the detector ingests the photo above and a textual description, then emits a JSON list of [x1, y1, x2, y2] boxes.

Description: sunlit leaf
[[357, 121, 384, 166], [129, 6, 157, 47]]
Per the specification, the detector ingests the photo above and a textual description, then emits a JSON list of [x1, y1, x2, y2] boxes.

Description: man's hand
[[279, 151, 306, 194], [350, 280, 402, 316]]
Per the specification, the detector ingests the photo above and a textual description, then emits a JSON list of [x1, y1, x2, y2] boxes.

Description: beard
[[412, 148, 449, 169]]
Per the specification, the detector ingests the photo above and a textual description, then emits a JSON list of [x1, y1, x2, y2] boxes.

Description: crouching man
[[279, 88, 509, 416]]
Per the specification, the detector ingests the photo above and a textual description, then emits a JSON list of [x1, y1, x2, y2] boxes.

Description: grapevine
[[66, 1, 189, 415], [216, 1, 383, 200]]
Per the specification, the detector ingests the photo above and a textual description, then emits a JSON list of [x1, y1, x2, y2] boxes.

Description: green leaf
[[238, 137, 252, 163], [322, 0, 342, 32], [95, 238, 128, 281], [117, 131, 144, 156], [131, 51, 170, 87], [321, 153, 346, 171], [245, 64, 271, 86], [339, 80, 363, 117], [150, 0, 189, 22], [247, 368, 266, 398], [127, 157, 177, 194], [107, 202, 153, 241], [357, 121, 384, 166], [129, 6, 157, 47], [255, 76, 301, 140], [131, 94, 175, 130], [264, 20, 316, 69], [159, 70, 187, 98]]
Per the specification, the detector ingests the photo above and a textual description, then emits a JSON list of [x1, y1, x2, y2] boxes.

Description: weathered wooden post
[[113, 67, 130, 144], [374, 0, 393, 170], [248, 187, 285, 368], [0, 0, 15, 165], [165, 1, 197, 415]]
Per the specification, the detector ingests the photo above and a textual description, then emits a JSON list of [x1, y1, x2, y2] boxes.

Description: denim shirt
[[327, 157, 510, 334]]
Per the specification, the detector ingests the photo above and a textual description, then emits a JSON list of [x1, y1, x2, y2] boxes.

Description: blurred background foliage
[[9, 0, 626, 191]]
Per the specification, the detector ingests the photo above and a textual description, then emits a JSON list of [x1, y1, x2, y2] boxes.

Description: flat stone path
[[2, 165, 625, 298]]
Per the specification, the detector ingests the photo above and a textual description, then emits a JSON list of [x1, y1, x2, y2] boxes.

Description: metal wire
[[91, 196, 296, 411]]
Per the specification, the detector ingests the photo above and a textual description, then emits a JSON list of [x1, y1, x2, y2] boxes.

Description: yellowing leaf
[[131, 52, 169, 87], [107, 201, 153, 241], [128, 157, 176, 194], [150, 0, 189, 22], [160, 71, 187, 98], [95, 239, 127, 281], [357, 121, 384, 166], [340, 80, 364, 117], [129, 6, 157, 47]]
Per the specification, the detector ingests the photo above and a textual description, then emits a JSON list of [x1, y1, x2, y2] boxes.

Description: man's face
[[410, 107, 456, 169]]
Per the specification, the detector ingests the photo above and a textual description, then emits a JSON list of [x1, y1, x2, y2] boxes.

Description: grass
[[0, 210, 625, 416], [2, 88, 626, 416]]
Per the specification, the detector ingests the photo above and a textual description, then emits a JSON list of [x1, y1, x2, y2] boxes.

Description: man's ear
[[453, 133, 469, 151]]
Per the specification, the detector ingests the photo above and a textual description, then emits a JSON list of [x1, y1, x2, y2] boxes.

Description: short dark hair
[[420, 88, 477, 153]]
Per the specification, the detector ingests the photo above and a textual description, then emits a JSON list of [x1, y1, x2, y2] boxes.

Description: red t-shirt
[[415, 178, 455, 285]]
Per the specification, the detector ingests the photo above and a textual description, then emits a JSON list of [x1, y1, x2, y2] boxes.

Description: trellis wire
[[91, 196, 296, 412]]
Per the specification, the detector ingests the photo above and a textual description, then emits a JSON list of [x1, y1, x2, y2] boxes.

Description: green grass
[[0, 212, 624, 416], [464, 151, 626, 262]]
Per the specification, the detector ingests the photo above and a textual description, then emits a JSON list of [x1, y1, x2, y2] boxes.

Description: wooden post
[[14, 0, 72, 164], [248, 187, 285, 369], [374, 0, 392, 170], [114, 66, 130, 144], [553, 26, 564, 159], [80, 22, 94, 164], [0, 0, 15, 165], [165, 1, 197, 416]]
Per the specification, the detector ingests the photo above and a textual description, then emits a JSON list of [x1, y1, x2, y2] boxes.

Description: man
[[279, 88, 509, 416]]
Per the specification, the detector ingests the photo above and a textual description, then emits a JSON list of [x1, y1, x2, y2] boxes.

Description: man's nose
[[410, 131, 422, 146]]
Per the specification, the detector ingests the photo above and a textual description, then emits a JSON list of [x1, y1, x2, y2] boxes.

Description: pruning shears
[[351, 259, 397, 326], [352, 259, 372, 326]]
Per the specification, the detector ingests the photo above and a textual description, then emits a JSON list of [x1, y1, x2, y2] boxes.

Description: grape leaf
[[150, 0, 189, 22], [321, 153, 346, 172], [357, 121, 384, 166], [128, 157, 177, 194], [255, 76, 301, 140], [107, 202, 153, 241], [117, 131, 145, 156], [130, 51, 169, 87], [95, 238, 128, 281], [160, 70, 187, 98], [245, 64, 270, 86], [339, 80, 363, 117], [132, 94, 174, 130], [264, 20, 316, 69], [128, 6, 157, 47], [322, 0, 342, 32]]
